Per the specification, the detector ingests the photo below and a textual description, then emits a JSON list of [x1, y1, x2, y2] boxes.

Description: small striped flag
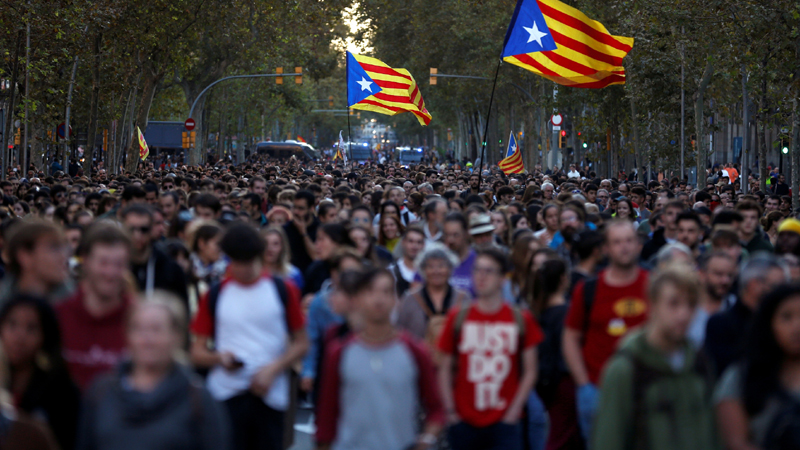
[[499, 132, 524, 174], [346, 52, 432, 126], [137, 127, 149, 161], [334, 131, 346, 162], [501, 0, 633, 88]]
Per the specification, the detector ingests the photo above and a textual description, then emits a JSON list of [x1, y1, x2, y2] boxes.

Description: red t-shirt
[[565, 268, 649, 384], [56, 289, 130, 391], [437, 303, 543, 427]]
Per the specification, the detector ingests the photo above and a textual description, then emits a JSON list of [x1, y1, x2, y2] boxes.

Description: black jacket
[[640, 227, 668, 262], [131, 246, 188, 307], [18, 364, 80, 450], [704, 299, 752, 377]]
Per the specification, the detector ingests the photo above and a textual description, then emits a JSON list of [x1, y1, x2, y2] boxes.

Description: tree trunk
[[83, 33, 103, 177], [792, 93, 800, 212], [759, 57, 769, 193], [126, 67, 162, 174], [694, 62, 714, 187], [3, 31, 23, 180]]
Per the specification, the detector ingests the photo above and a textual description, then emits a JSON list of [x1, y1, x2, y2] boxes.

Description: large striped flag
[[499, 132, 524, 174], [501, 0, 633, 88], [346, 52, 432, 126]]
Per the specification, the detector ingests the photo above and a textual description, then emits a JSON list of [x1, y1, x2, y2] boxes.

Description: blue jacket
[[301, 280, 343, 380]]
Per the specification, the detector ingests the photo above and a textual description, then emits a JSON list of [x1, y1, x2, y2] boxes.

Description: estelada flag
[[346, 52, 432, 126], [334, 131, 345, 161], [297, 136, 307, 143], [501, 0, 633, 88], [499, 131, 524, 174], [136, 127, 149, 160]]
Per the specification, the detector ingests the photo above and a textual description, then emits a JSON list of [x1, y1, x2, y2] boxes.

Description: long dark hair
[[530, 259, 567, 316], [0, 294, 65, 371], [743, 283, 800, 415]]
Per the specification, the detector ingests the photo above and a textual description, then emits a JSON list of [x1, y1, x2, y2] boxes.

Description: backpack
[[206, 275, 290, 339], [618, 348, 715, 450], [581, 277, 598, 335], [763, 391, 800, 450]]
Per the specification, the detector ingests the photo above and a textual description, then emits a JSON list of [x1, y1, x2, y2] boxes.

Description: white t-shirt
[[205, 277, 291, 410]]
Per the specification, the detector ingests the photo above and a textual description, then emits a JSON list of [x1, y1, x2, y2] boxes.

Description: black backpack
[[581, 277, 599, 335]]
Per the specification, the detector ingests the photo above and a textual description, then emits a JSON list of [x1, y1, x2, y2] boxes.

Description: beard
[[562, 225, 578, 242]]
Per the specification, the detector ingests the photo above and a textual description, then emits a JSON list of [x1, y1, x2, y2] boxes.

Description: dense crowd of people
[[0, 157, 798, 450]]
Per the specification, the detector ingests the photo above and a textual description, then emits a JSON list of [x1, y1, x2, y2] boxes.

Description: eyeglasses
[[128, 225, 152, 234], [473, 266, 502, 276]]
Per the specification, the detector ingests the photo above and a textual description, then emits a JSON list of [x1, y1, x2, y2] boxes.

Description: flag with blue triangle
[[499, 131, 524, 174]]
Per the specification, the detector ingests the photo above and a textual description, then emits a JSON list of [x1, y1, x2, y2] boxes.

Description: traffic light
[[182, 132, 188, 149], [429, 68, 438, 85], [782, 139, 789, 154], [103, 129, 108, 151], [275, 67, 283, 84], [690, 134, 697, 150], [582, 141, 588, 149], [14, 128, 20, 146], [294, 67, 303, 85], [559, 130, 567, 148], [328, 96, 334, 108], [189, 131, 196, 148]]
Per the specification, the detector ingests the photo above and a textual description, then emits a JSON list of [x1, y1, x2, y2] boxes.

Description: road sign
[[551, 114, 563, 126], [57, 123, 73, 139], [184, 118, 196, 131], [552, 125, 561, 132]]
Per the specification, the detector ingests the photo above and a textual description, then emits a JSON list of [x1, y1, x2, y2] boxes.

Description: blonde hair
[[647, 265, 700, 307], [130, 290, 188, 361], [261, 226, 293, 275]]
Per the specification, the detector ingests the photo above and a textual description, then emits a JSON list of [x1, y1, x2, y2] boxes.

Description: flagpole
[[477, 59, 502, 188], [347, 108, 352, 167]]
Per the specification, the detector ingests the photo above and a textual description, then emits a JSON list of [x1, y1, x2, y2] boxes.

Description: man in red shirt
[[56, 223, 133, 391], [562, 220, 648, 441], [438, 248, 542, 450]]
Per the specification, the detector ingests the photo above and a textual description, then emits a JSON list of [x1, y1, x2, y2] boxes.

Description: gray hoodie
[[77, 362, 230, 450]]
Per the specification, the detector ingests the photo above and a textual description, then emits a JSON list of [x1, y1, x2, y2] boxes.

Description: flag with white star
[[346, 52, 432, 126], [499, 131, 524, 174], [501, 0, 633, 88]]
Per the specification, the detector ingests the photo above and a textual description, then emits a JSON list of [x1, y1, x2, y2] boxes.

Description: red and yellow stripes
[[505, 0, 633, 88], [499, 149, 524, 174], [350, 54, 432, 126]]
